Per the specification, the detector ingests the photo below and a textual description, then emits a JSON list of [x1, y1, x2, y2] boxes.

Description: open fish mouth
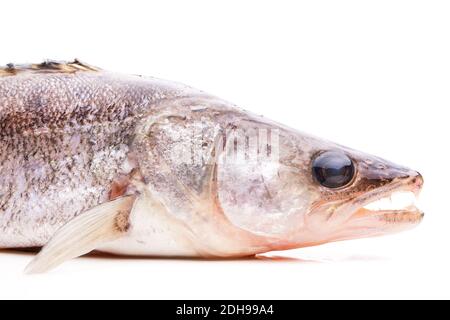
[[354, 190, 424, 225], [320, 174, 425, 243], [346, 173, 424, 236]]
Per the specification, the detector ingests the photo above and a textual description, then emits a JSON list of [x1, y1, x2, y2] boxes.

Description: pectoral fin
[[25, 195, 136, 274]]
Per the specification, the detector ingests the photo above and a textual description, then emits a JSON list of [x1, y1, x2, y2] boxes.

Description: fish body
[[0, 61, 195, 249], [0, 60, 424, 273]]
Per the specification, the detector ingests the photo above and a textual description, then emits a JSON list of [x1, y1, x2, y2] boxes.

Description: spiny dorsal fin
[[0, 59, 100, 77]]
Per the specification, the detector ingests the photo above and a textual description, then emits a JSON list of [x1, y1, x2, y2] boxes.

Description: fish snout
[[410, 171, 424, 191], [351, 154, 422, 192]]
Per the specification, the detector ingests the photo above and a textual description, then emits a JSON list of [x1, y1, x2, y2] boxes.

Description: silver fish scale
[[0, 66, 192, 247]]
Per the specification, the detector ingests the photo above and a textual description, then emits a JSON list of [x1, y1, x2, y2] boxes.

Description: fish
[[0, 60, 424, 273]]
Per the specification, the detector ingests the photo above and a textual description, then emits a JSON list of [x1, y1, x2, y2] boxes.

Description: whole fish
[[0, 60, 424, 273]]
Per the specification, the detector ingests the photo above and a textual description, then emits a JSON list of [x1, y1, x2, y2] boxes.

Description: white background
[[0, 0, 449, 299]]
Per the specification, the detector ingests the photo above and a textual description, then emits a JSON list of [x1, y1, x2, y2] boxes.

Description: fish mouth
[[315, 173, 425, 243], [345, 174, 424, 234], [352, 190, 424, 225]]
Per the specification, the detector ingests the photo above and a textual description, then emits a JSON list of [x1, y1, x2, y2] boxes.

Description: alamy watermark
[[168, 127, 280, 166]]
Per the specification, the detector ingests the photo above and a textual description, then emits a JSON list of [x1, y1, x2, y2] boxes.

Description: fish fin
[[24, 195, 135, 274], [1, 59, 100, 77]]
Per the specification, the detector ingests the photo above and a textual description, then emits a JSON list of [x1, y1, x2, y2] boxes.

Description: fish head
[[132, 99, 424, 255], [214, 116, 424, 249]]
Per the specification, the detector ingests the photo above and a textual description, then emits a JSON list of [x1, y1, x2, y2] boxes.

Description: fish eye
[[312, 151, 355, 189]]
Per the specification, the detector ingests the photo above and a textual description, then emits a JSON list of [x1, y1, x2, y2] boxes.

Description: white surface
[[0, 0, 448, 299]]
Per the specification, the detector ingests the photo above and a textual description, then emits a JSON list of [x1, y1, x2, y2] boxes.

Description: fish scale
[[0, 61, 190, 247]]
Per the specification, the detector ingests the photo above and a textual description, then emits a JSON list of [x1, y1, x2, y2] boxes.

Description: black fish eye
[[312, 151, 355, 189]]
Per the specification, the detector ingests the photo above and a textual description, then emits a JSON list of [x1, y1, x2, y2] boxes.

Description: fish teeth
[[363, 191, 416, 211]]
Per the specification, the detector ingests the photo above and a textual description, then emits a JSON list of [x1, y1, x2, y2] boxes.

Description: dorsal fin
[[0, 59, 100, 77]]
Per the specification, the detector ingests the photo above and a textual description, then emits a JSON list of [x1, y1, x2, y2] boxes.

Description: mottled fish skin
[[0, 61, 198, 247], [0, 60, 424, 268]]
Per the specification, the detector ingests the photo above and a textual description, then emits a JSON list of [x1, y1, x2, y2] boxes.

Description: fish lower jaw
[[354, 207, 424, 225]]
